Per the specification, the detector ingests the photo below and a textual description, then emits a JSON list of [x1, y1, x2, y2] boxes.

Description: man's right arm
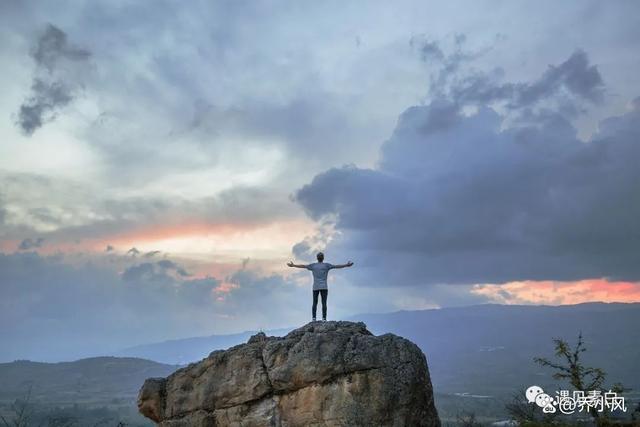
[[287, 261, 308, 268]]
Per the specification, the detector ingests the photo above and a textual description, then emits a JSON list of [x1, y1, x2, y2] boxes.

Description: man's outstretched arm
[[332, 261, 354, 269], [287, 261, 308, 268]]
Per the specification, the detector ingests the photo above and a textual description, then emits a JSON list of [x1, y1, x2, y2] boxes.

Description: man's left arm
[[331, 261, 354, 269]]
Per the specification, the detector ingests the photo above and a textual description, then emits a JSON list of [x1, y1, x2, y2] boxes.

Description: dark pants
[[312, 289, 328, 319]]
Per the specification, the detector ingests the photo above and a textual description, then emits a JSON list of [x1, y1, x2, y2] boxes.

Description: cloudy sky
[[1, 0, 639, 362]]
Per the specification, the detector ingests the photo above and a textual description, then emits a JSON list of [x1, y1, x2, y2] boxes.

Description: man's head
[[316, 252, 324, 262]]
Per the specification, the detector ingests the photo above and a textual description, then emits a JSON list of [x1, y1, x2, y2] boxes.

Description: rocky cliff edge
[[138, 320, 440, 427]]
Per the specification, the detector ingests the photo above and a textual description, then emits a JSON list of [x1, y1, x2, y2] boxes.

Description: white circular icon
[[525, 385, 544, 403], [535, 393, 554, 408]]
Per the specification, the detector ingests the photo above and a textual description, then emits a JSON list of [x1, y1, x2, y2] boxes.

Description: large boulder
[[138, 321, 440, 426]]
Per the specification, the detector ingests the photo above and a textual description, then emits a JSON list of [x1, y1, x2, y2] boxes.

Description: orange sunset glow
[[472, 279, 640, 305], [3, 218, 316, 260]]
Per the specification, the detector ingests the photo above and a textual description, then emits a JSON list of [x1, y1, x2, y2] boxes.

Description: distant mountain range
[[116, 327, 292, 365], [116, 302, 640, 396], [0, 357, 176, 406]]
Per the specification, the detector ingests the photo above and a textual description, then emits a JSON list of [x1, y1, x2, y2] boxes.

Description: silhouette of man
[[287, 252, 354, 322]]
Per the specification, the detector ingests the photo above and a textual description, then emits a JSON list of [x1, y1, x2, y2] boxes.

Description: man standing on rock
[[287, 252, 354, 322]]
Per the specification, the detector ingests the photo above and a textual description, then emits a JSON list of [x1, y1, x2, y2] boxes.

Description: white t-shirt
[[306, 262, 335, 290]]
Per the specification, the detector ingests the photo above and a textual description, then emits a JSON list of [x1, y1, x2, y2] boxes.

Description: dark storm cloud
[[17, 237, 44, 250], [30, 23, 90, 71], [126, 247, 140, 256], [16, 23, 90, 135], [17, 79, 74, 135], [413, 37, 604, 117], [294, 51, 640, 287], [121, 262, 157, 283], [451, 49, 605, 110], [515, 49, 604, 105], [121, 259, 190, 282], [156, 259, 190, 276]]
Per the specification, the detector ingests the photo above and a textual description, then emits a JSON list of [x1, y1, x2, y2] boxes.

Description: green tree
[[534, 332, 626, 423]]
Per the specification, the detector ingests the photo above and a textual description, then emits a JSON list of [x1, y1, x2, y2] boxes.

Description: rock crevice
[[138, 320, 440, 426]]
